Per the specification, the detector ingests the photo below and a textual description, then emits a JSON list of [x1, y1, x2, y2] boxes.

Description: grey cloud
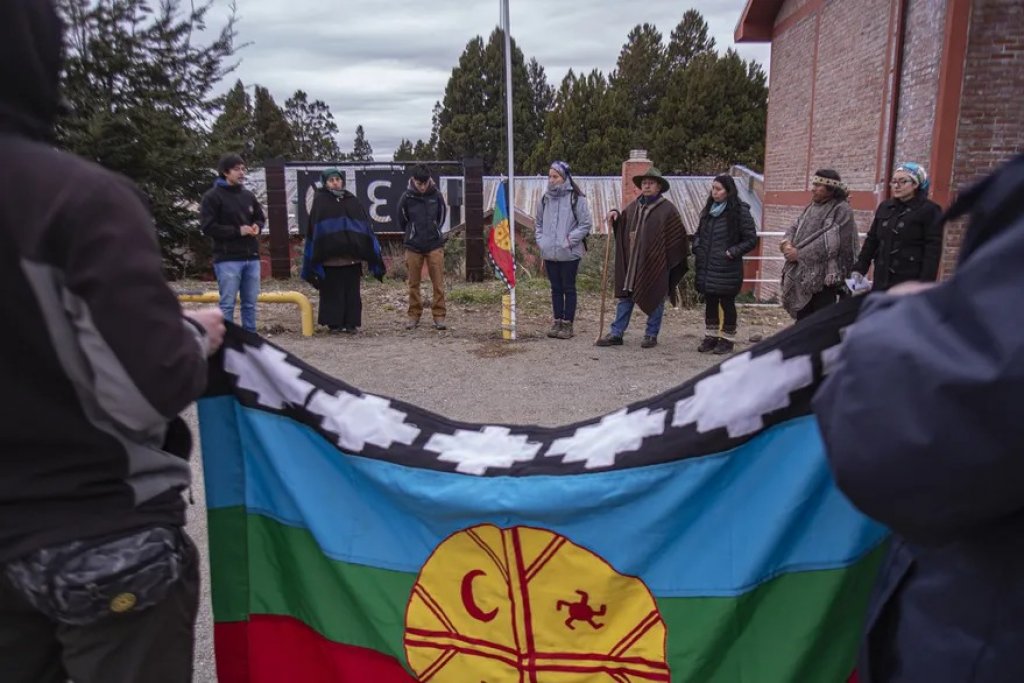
[[213, 0, 769, 157]]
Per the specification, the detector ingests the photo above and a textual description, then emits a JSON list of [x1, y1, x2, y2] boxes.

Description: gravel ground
[[182, 277, 791, 681]]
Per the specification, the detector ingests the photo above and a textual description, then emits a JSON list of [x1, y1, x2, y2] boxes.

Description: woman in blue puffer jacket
[[535, 161, 592, 339]]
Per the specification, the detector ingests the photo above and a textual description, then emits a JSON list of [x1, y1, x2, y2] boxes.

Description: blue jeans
[[544, 259, 580, 321], [610, 298, 664, 338], [214, 259, 261, 331]]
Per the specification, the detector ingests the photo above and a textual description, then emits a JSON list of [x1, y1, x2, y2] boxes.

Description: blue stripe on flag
[[198, 396, 886, 597]]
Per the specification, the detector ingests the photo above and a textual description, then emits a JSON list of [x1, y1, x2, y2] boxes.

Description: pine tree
[[652, 50, 768, 174], [252, 86, 294, 161], [56, 0, 238, 277], [435, 30, 540, 173], [413, 139, 434, 160], [393, 138, 415, 161], [607, 23, 668, 151], [351, 125, 374, 161], [284, 89, 342, 161], [210, 80, 254, 159], [667, 9, 717, 71]]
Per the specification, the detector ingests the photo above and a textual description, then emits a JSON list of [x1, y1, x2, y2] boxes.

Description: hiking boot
[[547, 320, 563, 338], [556, 321, 574, 339], [433, 319, 447, 330], [595, 334, 623, 347], [405, 319, 419, 330], [641, 335, 658, 349], [713, 338, 735, 355], [697, 335, 718, 353]]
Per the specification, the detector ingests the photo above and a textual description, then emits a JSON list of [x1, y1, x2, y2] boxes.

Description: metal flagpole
[[501, 0, 517, 340]]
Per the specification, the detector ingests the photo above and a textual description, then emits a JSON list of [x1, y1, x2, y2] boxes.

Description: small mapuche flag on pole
[[487, 181, 515, 290]]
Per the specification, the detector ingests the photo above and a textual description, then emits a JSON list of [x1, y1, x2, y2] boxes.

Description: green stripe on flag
[[209, 508, 883, 682]]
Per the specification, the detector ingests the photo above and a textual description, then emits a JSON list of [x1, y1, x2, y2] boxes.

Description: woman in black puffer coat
[[692, 174, 758, 354]]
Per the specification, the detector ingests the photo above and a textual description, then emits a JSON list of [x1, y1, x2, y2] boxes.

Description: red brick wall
[[810, 0, 892, 189], [943, 0, 1024, 275], [893, 0, 946, 167], [764, 14, 816, 192]]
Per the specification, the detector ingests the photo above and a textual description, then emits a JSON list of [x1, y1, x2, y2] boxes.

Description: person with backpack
[[692, 174, 758, 355], [535, 160, 592, 339], [813, 154, 1024, 683], [398, 164, 448, 330], [851, 162, 943, 292]]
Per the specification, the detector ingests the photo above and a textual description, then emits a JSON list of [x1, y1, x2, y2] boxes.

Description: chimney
[[621, 149, 653, 208]]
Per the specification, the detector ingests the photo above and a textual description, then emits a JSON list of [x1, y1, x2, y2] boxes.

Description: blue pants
[[610, 298, 664, 338], [214, 259, 261, 332], [545, 259, 580, 322]]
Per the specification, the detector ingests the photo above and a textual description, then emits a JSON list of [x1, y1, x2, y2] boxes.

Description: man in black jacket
[[201, 153, 266, 332], [0, 2, 225, 681], [398, 164, 448, 329]]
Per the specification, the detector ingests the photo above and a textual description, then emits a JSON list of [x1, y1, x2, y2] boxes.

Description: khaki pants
[[406, 248, 446, 321]]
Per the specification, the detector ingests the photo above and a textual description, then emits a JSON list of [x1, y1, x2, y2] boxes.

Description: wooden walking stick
[[596, 212, 616, 342]]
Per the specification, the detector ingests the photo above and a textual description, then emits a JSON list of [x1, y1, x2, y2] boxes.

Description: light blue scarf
[[709, 201, 727, 218]]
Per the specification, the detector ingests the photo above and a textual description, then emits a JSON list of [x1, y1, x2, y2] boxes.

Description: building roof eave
[[735, 0, 786, 43]]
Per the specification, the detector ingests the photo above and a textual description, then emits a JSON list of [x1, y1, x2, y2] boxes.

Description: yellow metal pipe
[[178, 291, 314, 337]]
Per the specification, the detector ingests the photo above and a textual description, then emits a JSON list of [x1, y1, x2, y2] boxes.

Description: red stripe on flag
[[215, 616, 416, 683]]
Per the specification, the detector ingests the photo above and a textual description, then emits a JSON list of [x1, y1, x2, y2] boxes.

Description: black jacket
[[854, 194, 943, 291], [692, 201, 758, 296], [0, 0, 208, 562], [301, 187, 385, 287], [200, 180, 266, 262], [398, 178, 447, 254]]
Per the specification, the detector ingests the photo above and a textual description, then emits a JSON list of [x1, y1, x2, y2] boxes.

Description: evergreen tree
[[652, 50, 768, 175], [210, 80, 254, 159], [607, 23, 667, 151], [56, 0, 238, 277], [252, 86, 294, 161], [284, 89, 342, 161], [351, 124, 374, 161], [393, 138, 415, 161], [412, 139, 434, 160], [526, 57, 554, 164], [667, 9, 716, 71], [436, 29, 540, 173]]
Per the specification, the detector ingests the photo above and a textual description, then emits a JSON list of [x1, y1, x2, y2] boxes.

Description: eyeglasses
[[889, 178, 914, 186]]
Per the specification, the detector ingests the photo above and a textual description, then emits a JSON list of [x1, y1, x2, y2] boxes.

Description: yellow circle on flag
[[493, 220, 511, 251], [404, 525, 669, 682]]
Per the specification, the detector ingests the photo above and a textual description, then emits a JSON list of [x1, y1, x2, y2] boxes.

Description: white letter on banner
[[368, 180, 392, 223]]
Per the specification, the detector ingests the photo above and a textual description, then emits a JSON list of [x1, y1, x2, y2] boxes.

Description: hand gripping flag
[[198, 297, 886, 683], [487, 180, 515, 290]]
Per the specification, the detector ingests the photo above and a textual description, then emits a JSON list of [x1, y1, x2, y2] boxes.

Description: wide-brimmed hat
[[632, 167, 670, 193]]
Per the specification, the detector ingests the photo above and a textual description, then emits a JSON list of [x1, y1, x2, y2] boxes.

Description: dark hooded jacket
[[0, 0, 208, 562], [813, 155, 1024, 683], [200, 178, 266, 263], [301, 187, 385, 288], [397, 177, 447, 254], [693, 200, 758, 296]]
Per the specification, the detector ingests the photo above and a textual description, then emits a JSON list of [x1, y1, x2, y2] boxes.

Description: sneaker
[[342, 327, 358, 335], [595, 334, 623, 347], [556, 321, 574, 339], [405, 319, 419, 330], [546, 320, 562, 338], [697, 335, 718, 353], [433, 319, 447, 330], [641, 335, 658, 349], [713, 338, 735, 355]]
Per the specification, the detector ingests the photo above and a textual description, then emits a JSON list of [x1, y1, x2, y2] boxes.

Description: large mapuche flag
[[198, 298, 886, 682]]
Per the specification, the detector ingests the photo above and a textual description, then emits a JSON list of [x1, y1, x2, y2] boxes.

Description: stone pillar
[[620, 149, 653, 209]]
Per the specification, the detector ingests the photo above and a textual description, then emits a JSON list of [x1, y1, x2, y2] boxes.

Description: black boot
[[697, 335, 718, 353], [713, 338, 735, 355]]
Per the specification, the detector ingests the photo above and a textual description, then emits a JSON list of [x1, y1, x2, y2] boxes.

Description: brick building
[[736, 0, 1024, 298]]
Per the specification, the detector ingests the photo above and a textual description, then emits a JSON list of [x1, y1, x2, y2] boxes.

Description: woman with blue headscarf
[[535, 160, 592, 339], [853, 162, 944, 291]]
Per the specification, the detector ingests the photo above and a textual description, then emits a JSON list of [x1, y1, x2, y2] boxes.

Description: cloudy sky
[[206, 1, 770, 159]]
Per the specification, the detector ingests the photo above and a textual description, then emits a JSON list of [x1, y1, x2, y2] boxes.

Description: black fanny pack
[[3, 526, 190, 626]]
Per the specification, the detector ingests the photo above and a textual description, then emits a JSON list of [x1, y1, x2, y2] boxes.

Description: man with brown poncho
[[780, 169, 859, 320], [596, 168, 689, 349]]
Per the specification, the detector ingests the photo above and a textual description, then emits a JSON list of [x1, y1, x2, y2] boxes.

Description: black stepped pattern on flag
[[203, 297, 863, 477]]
